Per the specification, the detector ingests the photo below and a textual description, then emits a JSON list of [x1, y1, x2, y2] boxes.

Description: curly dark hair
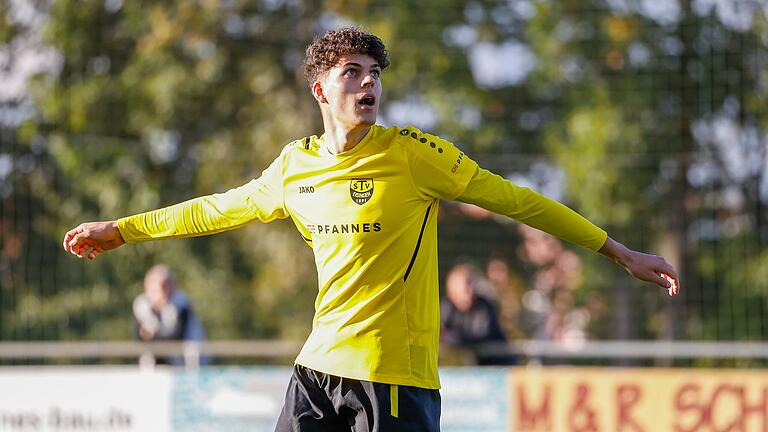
[[303, 27, 390, 83]]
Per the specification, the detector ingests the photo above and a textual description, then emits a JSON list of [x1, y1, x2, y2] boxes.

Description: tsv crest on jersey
[[350, 178, 374, 205]]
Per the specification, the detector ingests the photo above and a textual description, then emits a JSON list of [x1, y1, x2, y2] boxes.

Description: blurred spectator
[[517, 224, 563, 268], [133, 264, 206, 366], [440, 263, 516, 365], [517, 225, 601, 354], [485, 258, 525, 340]]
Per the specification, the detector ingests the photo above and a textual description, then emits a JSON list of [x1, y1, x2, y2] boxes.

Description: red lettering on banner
[[708, 384, 741, 432], [568, 383, 598, 432], [675, 382, 768, 432], [616, 383, 644, 432], [675, 383, 705, 432], [741, 386, 768, 432], [516, 384, 552, 431]]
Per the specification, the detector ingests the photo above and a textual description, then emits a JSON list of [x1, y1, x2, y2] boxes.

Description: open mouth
[[358, 94, 376, 107]]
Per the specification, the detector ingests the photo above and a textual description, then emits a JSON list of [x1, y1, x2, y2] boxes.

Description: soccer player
[[63, 27, 679, 432]]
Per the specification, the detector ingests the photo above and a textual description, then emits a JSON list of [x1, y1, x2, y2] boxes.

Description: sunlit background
[[1, 0, 767, 431]]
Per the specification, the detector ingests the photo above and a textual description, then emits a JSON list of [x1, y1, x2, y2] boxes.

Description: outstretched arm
[[63, 155, 288, 260], [61, 191, 256, 260], [457, 167, 680, 295], [63, 180, 286, 260]]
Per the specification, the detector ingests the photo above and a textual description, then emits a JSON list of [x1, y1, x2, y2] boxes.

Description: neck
[[321, 113, 372, 154]]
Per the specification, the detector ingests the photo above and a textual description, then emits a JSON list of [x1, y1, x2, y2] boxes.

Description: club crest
[[349, 178, 374, 205]]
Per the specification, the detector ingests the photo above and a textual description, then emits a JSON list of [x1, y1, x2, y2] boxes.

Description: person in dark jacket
[[441, 263, 515, 365]]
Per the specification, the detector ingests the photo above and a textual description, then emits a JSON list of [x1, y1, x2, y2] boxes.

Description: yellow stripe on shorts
[[390, 384, 399, 418]]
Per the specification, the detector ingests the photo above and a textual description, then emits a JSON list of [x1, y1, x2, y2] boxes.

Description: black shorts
[[275, 364, 441, 432]]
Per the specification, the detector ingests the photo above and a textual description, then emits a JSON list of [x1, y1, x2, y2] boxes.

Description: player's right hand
[[63, 221, 125, 260]]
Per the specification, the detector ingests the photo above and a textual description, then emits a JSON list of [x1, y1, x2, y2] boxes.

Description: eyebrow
[[342, 62, 381, 69]]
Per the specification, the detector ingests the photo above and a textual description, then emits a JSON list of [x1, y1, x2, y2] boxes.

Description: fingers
[[62, 226, 83, 253], [65, 229, 100, 260], [657, 260, 679, 282], [645, 270, 679, 297], [646, 270, 671, 288], [73, 243, 99, 260], [626, 251, 681, 297], [87, 243, 103, 260], [68, 232, 89, 257], [660, 273, 679, 297], [655, 258, 680, 297]]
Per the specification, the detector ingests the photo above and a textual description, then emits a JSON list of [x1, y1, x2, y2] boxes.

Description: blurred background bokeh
[[1, 0, 767, 366]]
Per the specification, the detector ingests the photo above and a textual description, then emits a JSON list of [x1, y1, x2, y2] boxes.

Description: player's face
[[316, 54, 382, 127]]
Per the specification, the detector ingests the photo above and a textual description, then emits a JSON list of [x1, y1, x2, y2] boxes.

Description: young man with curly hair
[[63, 27, 679, 432]]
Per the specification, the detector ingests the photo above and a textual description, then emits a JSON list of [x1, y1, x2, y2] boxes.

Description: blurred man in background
[[485, 257, 525, 340], [441, 263, 515, 365], [133, 264, 206, 366]]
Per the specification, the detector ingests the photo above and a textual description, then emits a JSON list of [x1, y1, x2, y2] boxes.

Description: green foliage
[[1, 0, 766, 350], [3, 0, 321, 342]]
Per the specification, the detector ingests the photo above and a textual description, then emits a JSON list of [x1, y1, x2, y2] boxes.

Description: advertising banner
[[171, 367, 510, 431], [2, 365, 766, 431], [173, 367, 291, 432], [0, 368, 172, 432], [441, 367, 509, 432], [510, 367, 768, 432]]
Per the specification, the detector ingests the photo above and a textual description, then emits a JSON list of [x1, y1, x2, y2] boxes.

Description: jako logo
[[350, 178, 373, 205], [299, 186, 315, 194]]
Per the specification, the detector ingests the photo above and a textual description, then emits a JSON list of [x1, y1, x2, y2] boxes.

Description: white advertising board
[[0, 368, 172, 432]]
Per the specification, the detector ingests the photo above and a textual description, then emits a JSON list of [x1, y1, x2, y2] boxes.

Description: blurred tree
[[340, 0, 768, 347], [1, 0, 766, 361], [3, 0, 325, 342]]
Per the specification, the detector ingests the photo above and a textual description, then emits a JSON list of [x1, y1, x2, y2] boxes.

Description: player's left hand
[[599, 237, 680, 296], [621, 250, 680, 297]]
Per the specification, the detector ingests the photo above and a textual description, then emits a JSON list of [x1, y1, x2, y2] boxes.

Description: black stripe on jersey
[[304, 137, 310, 150], [403, 203, 433, 282], [301, 233, 312, 243]]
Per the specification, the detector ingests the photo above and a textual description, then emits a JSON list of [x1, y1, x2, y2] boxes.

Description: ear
[[311, 80, 328, 104]]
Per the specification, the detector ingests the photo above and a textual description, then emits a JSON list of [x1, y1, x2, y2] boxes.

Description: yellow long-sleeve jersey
[[118, 125, 607, 389]]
